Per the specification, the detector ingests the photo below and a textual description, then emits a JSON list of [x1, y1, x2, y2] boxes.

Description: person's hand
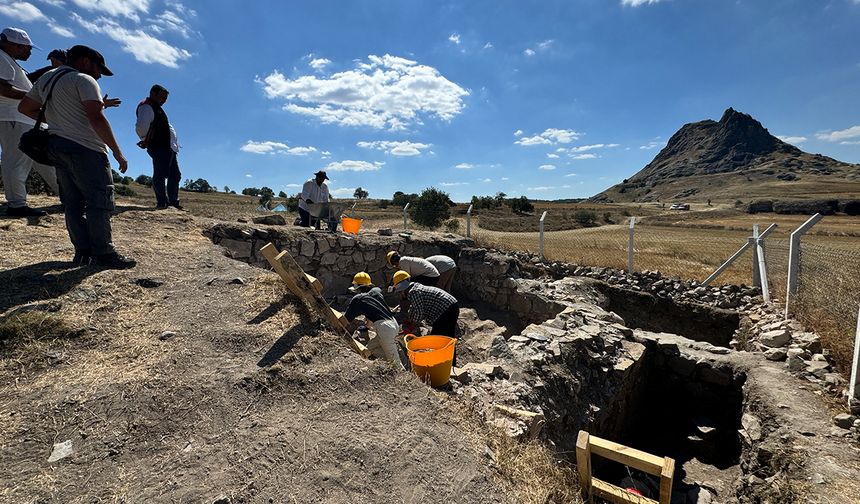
[[103, 94, 121, 108], [114, 152, 128, 173]]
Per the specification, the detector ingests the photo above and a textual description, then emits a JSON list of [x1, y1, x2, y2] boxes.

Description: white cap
[[1, 27, 39, 49]]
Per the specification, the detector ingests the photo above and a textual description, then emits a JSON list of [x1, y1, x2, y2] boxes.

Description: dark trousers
[[430, 302, 459, 338], [48, 136, 115, 255], [147, 146, 181, 207], [298, 207, 310, 227], [412, 275, 439, 287]]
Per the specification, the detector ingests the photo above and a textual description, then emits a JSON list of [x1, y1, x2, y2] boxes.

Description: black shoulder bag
[[19, 69, 74, 165]]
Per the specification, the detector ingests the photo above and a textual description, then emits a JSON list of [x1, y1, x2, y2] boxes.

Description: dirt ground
[[0, 199, 515, 503]]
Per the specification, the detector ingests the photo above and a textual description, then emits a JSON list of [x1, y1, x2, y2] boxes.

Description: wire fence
[[472, 217, 859, 374]]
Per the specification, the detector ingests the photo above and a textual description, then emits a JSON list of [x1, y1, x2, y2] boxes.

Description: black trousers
[[147, 146, 181, 207], [298, 207, 311, 227], [412, 275, 439, 287], [430, 302, 459, 338]]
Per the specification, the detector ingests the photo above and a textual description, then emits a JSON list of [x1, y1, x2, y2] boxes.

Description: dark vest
[[137, 98, 171, 148]]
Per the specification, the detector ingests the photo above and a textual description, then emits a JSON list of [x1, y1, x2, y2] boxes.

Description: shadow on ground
[[254, 296, 318, 367], [0, 261, 98, 314]]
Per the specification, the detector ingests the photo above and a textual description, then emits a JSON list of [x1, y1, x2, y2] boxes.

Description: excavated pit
[[596, 283, 740, 348]]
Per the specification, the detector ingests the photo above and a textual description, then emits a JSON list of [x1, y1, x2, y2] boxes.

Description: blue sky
[[3, 0, 860, 202]]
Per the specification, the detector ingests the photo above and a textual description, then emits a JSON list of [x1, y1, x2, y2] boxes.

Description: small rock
[[806, 360, 830, 378], [833, 413, 856, 429], [158, 331, 176, 341], [134, 277, 164, 288], [759, 329, 791, 348], [47, 439, 73, 462], [829, 426, 851, 437], [251, 215, 286, 225], [213, 497, 231, 504], [786, 348, 805, 371], [741, 413, 763, 443], [229, 277, 245, 285], [488, 336, 514, 359], [764, 348, 787, 361], [810, 473, 826, 485], [377, 228, 393, 236]]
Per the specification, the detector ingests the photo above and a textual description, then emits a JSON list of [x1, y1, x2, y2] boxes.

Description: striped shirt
[[407, 283, 457, 324]]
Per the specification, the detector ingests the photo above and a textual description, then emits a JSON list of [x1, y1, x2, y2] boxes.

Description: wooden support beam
[[589, 436, 665, 476], [260, 243, 369, 357], [592, 479, 658, 504], [576, 431, 593, 503]]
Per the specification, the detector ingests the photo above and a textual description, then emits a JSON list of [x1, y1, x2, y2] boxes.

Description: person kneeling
[[345, 272, 405, 371]]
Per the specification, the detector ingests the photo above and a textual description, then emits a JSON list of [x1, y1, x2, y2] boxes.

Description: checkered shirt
[[406, 282, 457, 324]]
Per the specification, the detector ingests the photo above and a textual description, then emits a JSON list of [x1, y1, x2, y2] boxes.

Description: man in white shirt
[[0, 27, 59, 217], [298, 170, 336, 231], [135, 84, 181, 209]]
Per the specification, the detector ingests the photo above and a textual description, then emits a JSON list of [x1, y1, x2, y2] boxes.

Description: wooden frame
[[576, 431, 674, 504], [260, 243, 370, 357]]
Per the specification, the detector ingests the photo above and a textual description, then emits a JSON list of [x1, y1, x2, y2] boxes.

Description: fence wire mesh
[[473, 220, 858, 373]]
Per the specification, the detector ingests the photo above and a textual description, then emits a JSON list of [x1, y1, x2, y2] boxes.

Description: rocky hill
[[592, 108, 860, 203]]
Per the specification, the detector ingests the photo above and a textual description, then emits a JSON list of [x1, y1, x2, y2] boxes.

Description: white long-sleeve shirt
[[299, 179, 330, 212], [135, 103, 180, 153]]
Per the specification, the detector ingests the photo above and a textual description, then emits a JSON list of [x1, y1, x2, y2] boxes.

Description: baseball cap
[[314, 170, 329, 180], [67, 45, 114, 76], [1, 27, 39, 49]]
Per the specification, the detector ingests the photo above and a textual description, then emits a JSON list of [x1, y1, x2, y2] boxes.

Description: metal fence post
[[539, 211, 547, 259], [785, 213, 824, 318], [627, 217, 635, 273], [751, 225, 760, 288], [755, 228, 770, 303], [403, 202, 410, 232], [850, 305, 860, 413], [466, 204, 473, 238]]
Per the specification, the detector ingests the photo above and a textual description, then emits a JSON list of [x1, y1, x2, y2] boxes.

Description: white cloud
[[481, 178, 492, 182], [816, 125, 860, 142], [529, 184, 570, 191], [357, 140, 431, 156], [260, 54, 469, 130], [309, 58, 331, 71], [621, 0, 662, 6], [515, 128, 582, 146], [546, 153, 559, 159], [149, 7, 196, 39], [483, 42, 493, 49], [564, 143, 620, 153], [72, 13, 191, 67], [639, 141, 665, 150], [48, 22, 75, 37], [776, 135, 808, 145], [245, 174, 252, 178], [240, 140, 317, 156], [571, 153, 597, 160], [325, 160, 384, 172], [70, 0, 151, 21], [0, 1, 47, 21], [564, 172, 578, 177], [840, 140, 860, 145], [454, 163, 474, 169], [501, 177, 509, 180], [523, 48, 535, 57], [440, 181, 469, 186], [41, 0, 67, 6], [539, 164, 556, 170], [448, 33, 460, 44], [537, 39, 554, 50], [331, 187, 357, 196], [285, 183, 301, 188], [513, 129, 523, 137]]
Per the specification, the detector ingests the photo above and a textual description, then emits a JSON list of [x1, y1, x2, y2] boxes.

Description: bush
[[120, 176, 133, 185], [111, 169, 122, 183], [377, 199, 390, 209], [409, 187, 452, 229], [444, 219, 460, 233], [841, 200, 860, 216], [114, 184, 136, 197], [509, 196, 534, 214], [392, 191, 418, 208], [136, 174, 153, 186], [603, 211, 615, 224], [573, 209, 597, 226]]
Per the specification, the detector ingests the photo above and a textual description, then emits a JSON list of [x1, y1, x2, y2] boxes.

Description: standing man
[[136, 84, 181, 210], [298, 170, 336, 231], [0, 27, 59, 216], [391, 271, 460, 338], [19, 45, 135, 269]]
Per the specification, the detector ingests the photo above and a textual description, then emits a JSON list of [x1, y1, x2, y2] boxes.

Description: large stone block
[[759, 329, 790, 348], [300, 239, 315, 257], [219, 239, 252, 260]]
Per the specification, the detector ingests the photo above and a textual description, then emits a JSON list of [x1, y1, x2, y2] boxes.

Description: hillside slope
[[593, 108, 860, 203]]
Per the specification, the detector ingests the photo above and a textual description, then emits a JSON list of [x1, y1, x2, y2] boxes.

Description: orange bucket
[[403, 334, 456, 387], [341, 216, 363, 234]]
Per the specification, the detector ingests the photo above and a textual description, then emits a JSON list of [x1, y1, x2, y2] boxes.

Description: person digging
[[344, 272, 405, 371], [390, 270, 459, 339], [386, 251, 439, 287]]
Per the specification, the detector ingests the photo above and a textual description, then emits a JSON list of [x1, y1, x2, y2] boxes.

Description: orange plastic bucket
[[403, 334, 456, 387], [341, 216, 363, 234]]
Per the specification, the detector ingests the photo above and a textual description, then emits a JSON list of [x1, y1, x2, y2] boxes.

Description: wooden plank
[[590, 436, 665, 477], [592, 479, 658, 504], [304, 273, 322, 294], [575, 431, 592, 502], [659, 457, 675, 504], [260, 243, 369, 357]]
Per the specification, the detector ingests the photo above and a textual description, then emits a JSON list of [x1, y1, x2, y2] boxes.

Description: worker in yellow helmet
[[344, 271, 404, 370], [386, 251, 439, 287], [391, 270, 459, 338]]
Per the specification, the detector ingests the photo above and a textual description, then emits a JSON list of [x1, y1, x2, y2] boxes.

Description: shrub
[[841, 200, 860, 216], [114, 184, 136, 197], [392, 191, 418, 207], [136, 174, 153, 186], [377, 199, 390, 209], [354, 187, 369, 199], [573, 209, 597, 226], [444, 219, 460, 233], [603, 211, 615, 224], [510, 196, 534, 214], [120, 176, 133, 185], [409, 187, 452, 229]]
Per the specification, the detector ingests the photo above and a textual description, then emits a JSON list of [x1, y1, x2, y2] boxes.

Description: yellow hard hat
[[352, 272, 372, 286], [386, 250, 399, 265], [392, 270, 411, 289]]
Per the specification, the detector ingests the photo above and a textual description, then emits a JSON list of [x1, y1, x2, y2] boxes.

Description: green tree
[[409, 187, 452, 229], [182, 178, 214, 193], [354, 187, 369, 199], [136, 175, 153, 187], [223, 185, 231, 193], [574, 209, 597, 226], [510, 196, 534, 214], [278, 190, 287, 198], [242, 187, 260, 196], [392, 191, 418, 207]]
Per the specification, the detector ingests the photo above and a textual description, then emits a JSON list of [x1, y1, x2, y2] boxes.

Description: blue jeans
[[147, 146, 181, 207], [47, 136, 115, 255]]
